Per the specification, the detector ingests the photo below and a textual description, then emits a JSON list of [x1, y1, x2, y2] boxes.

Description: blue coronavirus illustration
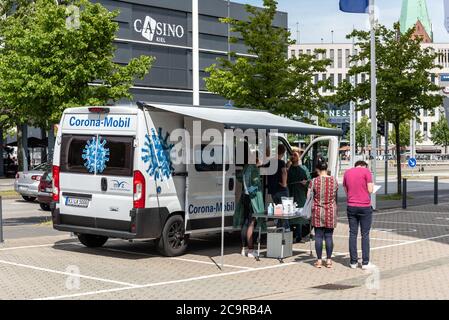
[[82, 136, 110, 173], [141, 128, 174, 182]]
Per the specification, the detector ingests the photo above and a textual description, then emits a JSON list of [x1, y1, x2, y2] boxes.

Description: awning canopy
[[139, 102, 343, 136]]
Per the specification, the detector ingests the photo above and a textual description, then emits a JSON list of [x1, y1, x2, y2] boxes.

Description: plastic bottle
[[267, 203, 274, 216]]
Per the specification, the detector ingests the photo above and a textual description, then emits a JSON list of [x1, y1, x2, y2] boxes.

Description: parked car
[[37, 170, 53, 211], [14, 162, 51, 202]]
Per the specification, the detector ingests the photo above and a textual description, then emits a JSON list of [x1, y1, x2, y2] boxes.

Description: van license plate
[[66, 197, 89, 208]]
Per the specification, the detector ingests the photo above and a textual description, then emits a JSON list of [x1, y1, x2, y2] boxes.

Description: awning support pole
[[220, 129, 227, 270]]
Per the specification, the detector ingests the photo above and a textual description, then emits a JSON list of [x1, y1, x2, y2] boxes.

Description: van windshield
[[60, 134, 134, 177]]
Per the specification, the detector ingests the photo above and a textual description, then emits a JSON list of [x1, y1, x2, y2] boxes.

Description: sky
[[232, 0, 449, 43]]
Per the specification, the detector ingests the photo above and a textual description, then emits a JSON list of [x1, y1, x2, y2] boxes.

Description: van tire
[[22, 196, 36, 202], [157, 215, 188, 257], [78, 234, 108, 248]]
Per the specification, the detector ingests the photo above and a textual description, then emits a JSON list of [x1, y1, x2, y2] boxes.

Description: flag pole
[[350, 26, 356, 168], [369, 0, 377, 209]]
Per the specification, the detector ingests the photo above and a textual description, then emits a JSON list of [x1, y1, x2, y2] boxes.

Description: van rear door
[[59, 133, 135, 228]]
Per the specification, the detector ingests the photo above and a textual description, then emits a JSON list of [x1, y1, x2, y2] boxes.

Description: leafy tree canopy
[[205, 0, 331, 117]]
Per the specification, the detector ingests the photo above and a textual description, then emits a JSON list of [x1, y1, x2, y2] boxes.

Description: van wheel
[[78, 234, 108, 248], [39, 203, 51, 211], [22, 196, 36, 202], [157, 215, 188, 257]]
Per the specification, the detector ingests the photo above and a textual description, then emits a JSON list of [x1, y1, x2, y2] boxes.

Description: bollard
[[402, 178, 407, 209], [434, 176, 438, 205], [0, 195, 3, 243]]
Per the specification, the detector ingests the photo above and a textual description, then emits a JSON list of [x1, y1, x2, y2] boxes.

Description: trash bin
[[266, 229, 293, 259]]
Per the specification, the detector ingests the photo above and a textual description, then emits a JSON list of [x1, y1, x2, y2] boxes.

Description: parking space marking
[[332, 235, 408, 242], [38, 257, 318, 300], [374, 221, 449, 227], [370, 233, 449, 251], [0, 259, 140, 287], [83, 244, 255, 270], [0, 242, 78, 251]]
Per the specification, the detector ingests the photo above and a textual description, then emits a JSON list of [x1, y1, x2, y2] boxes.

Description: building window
[[338, 49, 343, 68], [338, 73, 343, 85], [329, 49, 335, 68], [291, 50, 296, 57], [361, 73, 366, 83], [345, 49, 351, 68], [329, 74, 334, 92], [314, 74, 319, 85], [299, 49, 303, 55], [306, 49, 312, 55], [424, 109, 428, 117]]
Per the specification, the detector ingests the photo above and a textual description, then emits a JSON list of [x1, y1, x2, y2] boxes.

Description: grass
[[378, 194, 414, 201], [0, 190, 19, 197]]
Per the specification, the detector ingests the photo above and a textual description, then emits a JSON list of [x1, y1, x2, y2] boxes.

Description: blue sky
[[232, 0, 449, 43]]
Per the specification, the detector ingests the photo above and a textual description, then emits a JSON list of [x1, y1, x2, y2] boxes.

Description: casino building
[[94, 0, 288, 106]]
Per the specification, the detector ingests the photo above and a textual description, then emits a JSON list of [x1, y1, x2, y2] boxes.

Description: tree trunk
[[395, 123, 401, 195], [17, 124, 29, 172]]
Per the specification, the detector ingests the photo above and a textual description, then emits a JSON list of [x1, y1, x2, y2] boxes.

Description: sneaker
[[247, 250, 259, 258], [349, 263, 358, 269], [362, 262, 376, 270], [241, 247, 248, 256]]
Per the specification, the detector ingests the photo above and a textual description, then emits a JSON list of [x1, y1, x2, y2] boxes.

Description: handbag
[[300, 179, 314, 219]]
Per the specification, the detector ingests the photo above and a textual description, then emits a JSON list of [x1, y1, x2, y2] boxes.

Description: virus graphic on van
[[82, 136, 110, 173], [141, 128, 174, 182]]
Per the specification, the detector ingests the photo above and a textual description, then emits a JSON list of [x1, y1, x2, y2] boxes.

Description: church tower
[[400, 0, 433, 43]]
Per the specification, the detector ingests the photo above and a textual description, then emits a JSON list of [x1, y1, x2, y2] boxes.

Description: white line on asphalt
[[374, 220, 449, 227], [332, 235, 408, 242], [0, 241, 80, 251], [79, 244, 254, 270], [0, 259, 140, 287], [370, 233, 449, 251], [36, 232, 449, 300], [37, 257, 318, 300]]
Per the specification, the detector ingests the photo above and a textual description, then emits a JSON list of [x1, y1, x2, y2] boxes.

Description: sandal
[[314, 260, 323, 268], [326, 260, 333, 268]]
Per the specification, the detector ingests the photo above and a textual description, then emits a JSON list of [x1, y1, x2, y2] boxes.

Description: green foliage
[[356, 116, 371, 148], [388, 122, 423, 146], [430, 116, 449, 153], [335, 22, 442, 194], [205, 0, 331, 117], [0, 0, 154, 128]]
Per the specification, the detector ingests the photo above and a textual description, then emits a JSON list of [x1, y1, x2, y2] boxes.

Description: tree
[[356, 116, 371, 153], [431, 116, 449, 154], [0, 0, 154, 169], [335, 23, 442, 194], [205, 0, 331, 117], [389, 122, 423, 148]]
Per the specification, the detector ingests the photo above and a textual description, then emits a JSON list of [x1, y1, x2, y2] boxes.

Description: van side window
[[60, 135, 134, 176], [194, 144, 230, 172]]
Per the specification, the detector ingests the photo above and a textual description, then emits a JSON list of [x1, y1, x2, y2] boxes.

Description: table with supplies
[[252, 212, 312, 263]]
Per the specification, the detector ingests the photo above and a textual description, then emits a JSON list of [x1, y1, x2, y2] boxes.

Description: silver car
[[14, 162, 52, 202]]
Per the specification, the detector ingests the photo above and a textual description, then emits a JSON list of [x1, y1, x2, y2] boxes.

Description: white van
[[51, 102, 341, 256]]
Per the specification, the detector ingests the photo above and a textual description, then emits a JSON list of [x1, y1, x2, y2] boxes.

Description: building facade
[[94, 0, 287, 106], [289, 42, 448, 153]]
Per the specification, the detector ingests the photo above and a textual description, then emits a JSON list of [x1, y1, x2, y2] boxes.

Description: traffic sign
[[408, 158, 417, 168]]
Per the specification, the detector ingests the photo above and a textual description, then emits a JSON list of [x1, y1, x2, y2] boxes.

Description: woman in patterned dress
[[308, 162, 338, 268]]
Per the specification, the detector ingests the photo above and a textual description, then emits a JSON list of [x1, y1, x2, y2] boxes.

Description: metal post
[[220, 130, 227, 270], [385, 121, 388, 195], [350, 32, 356, 168], [0, 196, 3, 243], [192, 0, 200, 106], [434, 176, 438, 205], [402, 178, 407, 209], [369, 0, 377, 210]]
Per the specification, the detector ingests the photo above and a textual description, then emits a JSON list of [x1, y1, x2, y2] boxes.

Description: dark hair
[[315, 161, 328, 171], [278, 144, 286, 155], [354, 160, 368, 168]]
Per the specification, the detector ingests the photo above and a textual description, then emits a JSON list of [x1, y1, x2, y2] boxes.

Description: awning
[[138, 102, 343, 136]]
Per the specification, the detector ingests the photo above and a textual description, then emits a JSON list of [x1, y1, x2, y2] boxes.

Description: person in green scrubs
[[288, 151, 310, 242]]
